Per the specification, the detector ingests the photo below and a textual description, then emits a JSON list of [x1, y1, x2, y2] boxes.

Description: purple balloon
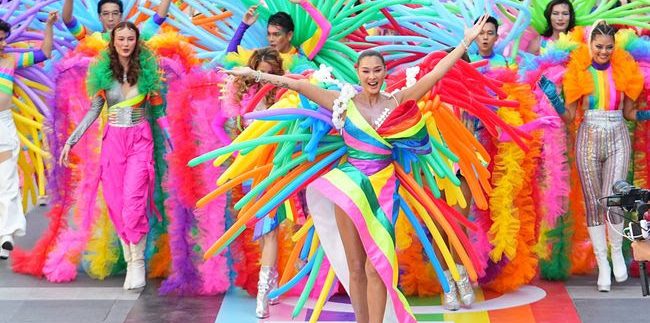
[[1, 0, 20, 21], [15, 77, 51, 119], [7, 0, 56, 27]]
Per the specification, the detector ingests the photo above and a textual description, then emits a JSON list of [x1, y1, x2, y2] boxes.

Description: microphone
[[613, 180, 633, 195]]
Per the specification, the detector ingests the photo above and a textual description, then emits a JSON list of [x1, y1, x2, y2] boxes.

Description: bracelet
[[254, 70, 262, 82], [460, 38, 470, 51]]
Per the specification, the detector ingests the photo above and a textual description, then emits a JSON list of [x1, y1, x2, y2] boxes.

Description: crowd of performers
[[1, 0, 650, 322]]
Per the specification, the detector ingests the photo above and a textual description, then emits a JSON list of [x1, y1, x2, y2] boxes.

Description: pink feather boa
[[162, 68, 229, 294]]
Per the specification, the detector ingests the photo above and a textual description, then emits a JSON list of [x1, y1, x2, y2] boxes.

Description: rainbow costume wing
[[190, 55, 529, 320]]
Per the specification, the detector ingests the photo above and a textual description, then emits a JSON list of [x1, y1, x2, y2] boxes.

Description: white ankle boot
[[588, 225, 611, 292], [119, 239, 132, 290], [608, 222, 628, 282], [129, 237, 147, 289]]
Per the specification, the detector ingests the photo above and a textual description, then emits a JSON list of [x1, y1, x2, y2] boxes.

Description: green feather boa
[[86, 46, 161, 97]]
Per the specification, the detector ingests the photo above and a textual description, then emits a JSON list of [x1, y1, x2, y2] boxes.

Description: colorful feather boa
[[487, 107, 526, 262], [159, 68, 229, 295], [12, 42, 101, 281], [486, 83, 541, 292]]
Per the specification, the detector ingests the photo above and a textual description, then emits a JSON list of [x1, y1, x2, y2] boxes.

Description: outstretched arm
[[223, 67, 339, 110], [395, 15, 489, 103]]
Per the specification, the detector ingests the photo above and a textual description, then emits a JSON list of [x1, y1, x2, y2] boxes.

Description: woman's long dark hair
[[542, 0, 576, 37], [108, 21, 141, 86]]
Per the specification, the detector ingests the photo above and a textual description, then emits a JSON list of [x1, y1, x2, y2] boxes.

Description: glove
[[538, 75, 565, 115], [637, 110, 650, 121]]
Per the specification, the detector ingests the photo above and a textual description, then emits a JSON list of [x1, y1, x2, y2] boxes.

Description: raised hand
[[464, 14, 489, 42], [46, 11, 58, 26], [243, 5, 259, 26], [538, 75, 566, 115]]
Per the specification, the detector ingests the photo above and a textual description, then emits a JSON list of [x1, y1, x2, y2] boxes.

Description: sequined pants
[[576, 110, 629, 227]]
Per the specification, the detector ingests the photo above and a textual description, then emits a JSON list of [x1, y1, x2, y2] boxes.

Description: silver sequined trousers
[[576, 110, 629, 227]]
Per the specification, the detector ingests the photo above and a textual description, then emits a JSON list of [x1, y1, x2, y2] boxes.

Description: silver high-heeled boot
[[256, 266, 274, 318], [442, 270, 461, 311], [268, 266, 280, 305], [456, 265, 475, 307], [119, 239, 132, 290]]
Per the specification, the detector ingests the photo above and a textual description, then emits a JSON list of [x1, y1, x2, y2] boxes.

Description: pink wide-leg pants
[[100, 122, 154, 244]]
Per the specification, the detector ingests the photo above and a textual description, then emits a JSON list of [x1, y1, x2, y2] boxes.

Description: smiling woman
[[221, 15, 491, 323], [540, 20, 644, 293], [527, 0, 576, 55]]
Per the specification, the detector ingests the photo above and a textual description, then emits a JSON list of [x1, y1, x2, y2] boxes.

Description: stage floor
[[1, 207, 648, 323]]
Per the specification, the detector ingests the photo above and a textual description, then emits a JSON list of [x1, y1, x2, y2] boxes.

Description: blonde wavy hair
[[233, 47, 284, 106]]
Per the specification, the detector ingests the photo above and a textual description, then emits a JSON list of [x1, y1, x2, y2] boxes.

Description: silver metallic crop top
[[66, 81, 147, 146]]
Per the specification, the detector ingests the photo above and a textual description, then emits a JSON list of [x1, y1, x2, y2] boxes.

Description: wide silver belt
[[107, 105, 146, 127]]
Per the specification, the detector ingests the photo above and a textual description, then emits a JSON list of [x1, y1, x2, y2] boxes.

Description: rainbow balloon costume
[[190, 52, 531, 320]]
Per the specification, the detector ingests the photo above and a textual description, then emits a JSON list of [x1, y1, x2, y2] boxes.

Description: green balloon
[[292, 247, 325, 318]]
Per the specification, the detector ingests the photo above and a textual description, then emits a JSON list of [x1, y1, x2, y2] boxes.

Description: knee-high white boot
[[588, 225, 611, 292], [608, 222, 628, 282], [119, 239, 132, 290], [129, 237, 147, 289]]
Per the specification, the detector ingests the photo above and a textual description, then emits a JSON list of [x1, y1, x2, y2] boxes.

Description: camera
[[604, 180, 650, 296], [605, 180, 650, 211]]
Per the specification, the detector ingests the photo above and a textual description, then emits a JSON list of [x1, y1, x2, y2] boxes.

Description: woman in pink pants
[[59, 21, 169, 290]]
